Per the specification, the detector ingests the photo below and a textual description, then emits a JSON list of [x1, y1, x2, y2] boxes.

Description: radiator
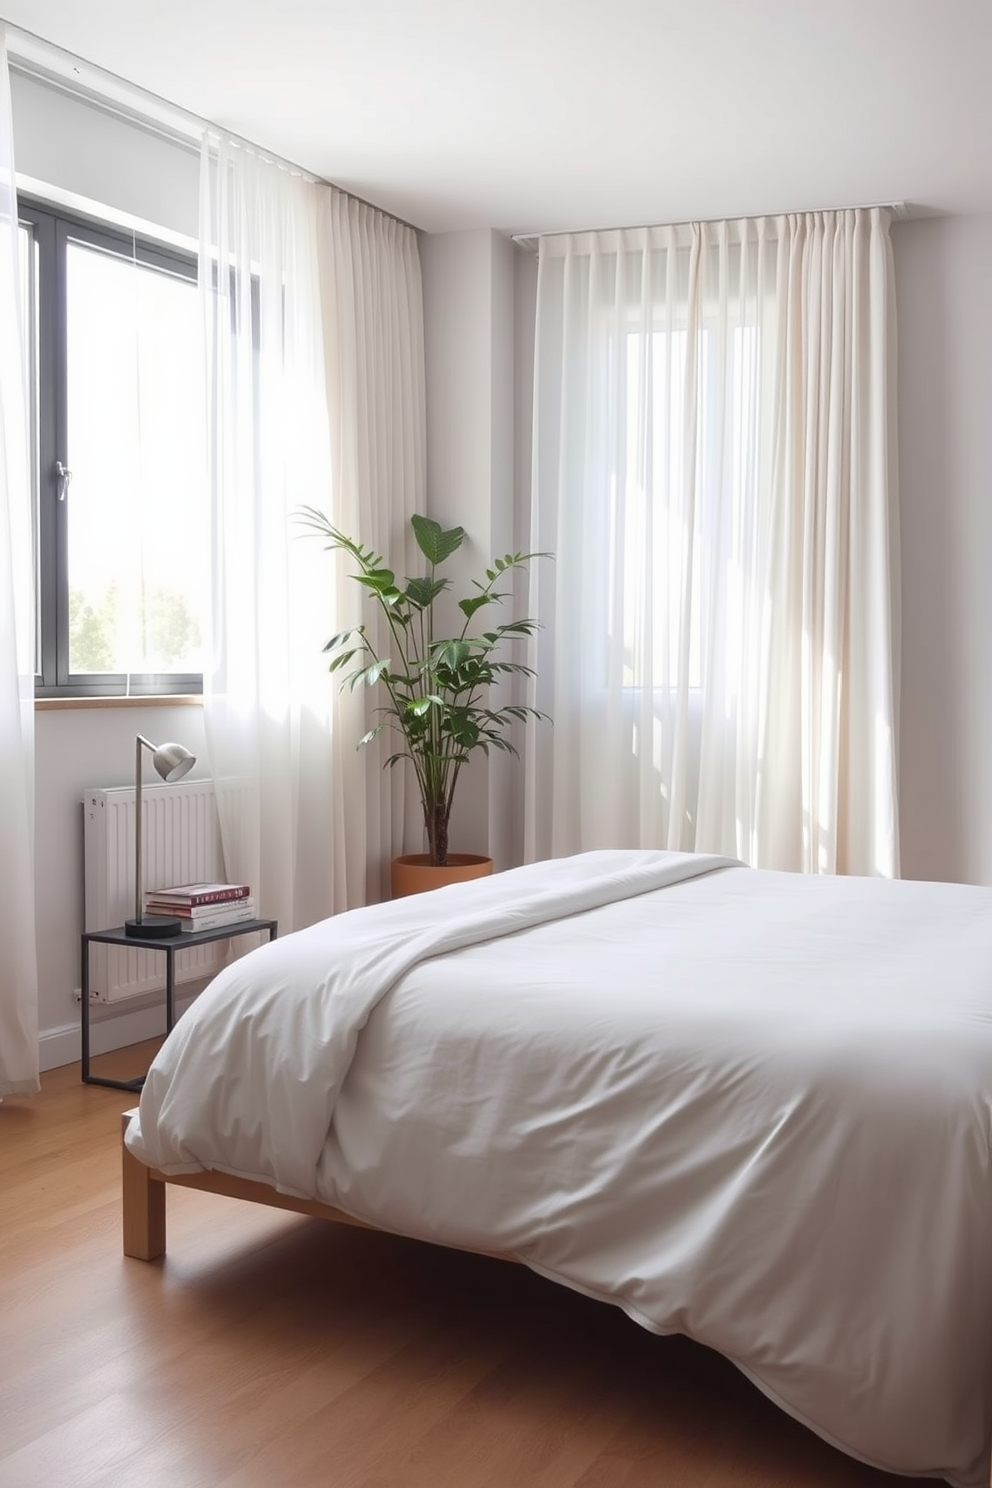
[[82, 779, 249, 1004]]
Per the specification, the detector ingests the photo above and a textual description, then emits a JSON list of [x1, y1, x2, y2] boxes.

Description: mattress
[[126, 849, 992, 1486]]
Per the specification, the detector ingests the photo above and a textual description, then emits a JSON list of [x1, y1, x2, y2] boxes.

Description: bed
[[122, 849, 992, 1488]]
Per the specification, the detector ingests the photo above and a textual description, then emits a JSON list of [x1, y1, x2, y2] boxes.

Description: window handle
[[55, 461, 72, 501]]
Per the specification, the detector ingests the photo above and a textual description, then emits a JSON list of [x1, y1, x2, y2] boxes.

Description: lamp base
[[124, 915, 183, 939]]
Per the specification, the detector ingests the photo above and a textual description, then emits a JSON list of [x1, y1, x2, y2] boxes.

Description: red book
[[145, 896, 255, 919], [146, 882, 251, 907]]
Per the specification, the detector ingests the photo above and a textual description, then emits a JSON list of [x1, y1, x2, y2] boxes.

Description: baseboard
[[39, 988, 203, 1072]]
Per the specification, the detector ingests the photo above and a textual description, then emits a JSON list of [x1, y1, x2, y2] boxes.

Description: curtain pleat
[[527, 209, 899, 876], [0, 27, 39, 1095]]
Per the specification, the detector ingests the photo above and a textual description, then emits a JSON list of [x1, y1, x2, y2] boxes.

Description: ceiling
[[2, 0, 989, 235]]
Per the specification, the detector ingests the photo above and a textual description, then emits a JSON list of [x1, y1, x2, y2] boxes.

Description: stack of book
[[144, 882, 254, 932]]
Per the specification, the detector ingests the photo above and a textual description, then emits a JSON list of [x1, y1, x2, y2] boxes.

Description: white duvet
[[127, 850, 992, 1486]]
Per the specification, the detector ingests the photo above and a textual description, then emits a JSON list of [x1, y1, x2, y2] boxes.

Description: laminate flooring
[[0, 1044, 942, 1488]]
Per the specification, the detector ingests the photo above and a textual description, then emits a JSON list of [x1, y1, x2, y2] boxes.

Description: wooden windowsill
[[36, 695, 204, 711]]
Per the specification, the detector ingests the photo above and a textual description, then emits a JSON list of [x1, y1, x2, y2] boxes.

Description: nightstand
[[81, 917, 278, 1090]]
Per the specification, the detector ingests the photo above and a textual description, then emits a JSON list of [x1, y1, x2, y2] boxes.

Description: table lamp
[[124, 735, 196, 938]]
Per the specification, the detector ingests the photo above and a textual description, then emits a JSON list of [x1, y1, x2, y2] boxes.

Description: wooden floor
[[1, 1043, 940, 1488]]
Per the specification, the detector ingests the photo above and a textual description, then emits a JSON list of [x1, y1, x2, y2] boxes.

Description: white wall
[[893, 213, 992, 884], [11, 70, 199, 241]]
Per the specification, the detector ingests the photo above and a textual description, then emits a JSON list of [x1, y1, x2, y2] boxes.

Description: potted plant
[[299, 508, 550, 896]]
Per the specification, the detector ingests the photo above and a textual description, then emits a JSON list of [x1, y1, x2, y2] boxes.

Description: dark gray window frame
[[20, 197, 203, 699]]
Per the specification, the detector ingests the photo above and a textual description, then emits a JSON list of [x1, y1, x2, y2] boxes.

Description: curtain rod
[[512, 201, 911, 250], [4, 23, 418, 233]]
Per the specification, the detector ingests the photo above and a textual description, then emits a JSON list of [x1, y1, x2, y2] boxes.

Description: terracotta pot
[[390, 852, 493, 899]]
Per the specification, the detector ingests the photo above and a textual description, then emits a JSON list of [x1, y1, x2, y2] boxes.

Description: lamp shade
[[151, 741, 196, 784]]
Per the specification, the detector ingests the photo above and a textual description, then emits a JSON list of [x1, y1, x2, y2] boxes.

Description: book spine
[[179, 908, 255, 933], [188, 887, 250, 906], [151, 885, 251, 907], [147, 898, 255, 919]]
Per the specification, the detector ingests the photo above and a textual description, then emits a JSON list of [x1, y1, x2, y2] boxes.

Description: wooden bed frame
[[121, 1109, 384, 1259], [121, 1110, 511, 1265]]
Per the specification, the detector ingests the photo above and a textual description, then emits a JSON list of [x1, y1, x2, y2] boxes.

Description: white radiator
[[82, 779, 249, 1004]]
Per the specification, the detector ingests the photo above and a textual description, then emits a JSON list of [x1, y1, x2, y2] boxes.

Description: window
[[20, 200, 207, 697]]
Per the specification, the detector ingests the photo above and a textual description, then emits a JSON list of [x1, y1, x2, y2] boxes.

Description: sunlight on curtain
[[0, 28, 39, 1095], [199, 138, 337, 931], [526, 211, 899, 876]]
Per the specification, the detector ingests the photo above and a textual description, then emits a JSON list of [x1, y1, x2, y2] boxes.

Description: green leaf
[[448, 719, 480, 747], [494, 619, 538, 636], [411, 514, 465, 566], [322, 627, 360, 652], [486, 662, 537, 678], [327, 648, 359, 673], [349, 660, 390, 691], [297, 511, 384, 572], [355, 571, 396, 594], [458, 594, 492, 620], [433, 639, 471, 671], [405, 576, 448, 609]]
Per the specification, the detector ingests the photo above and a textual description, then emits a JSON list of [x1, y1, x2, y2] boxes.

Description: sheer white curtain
[[199, 139, 338, 930], [526, 209, 899, 876], [0, 29, 39, 1095], [200, 138, 427, 923], [317, 188, 426, 905]]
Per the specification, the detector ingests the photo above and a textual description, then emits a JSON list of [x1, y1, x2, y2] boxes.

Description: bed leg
[[121, 1109, 165, 1260]]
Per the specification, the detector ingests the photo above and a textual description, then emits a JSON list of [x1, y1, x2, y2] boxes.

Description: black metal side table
[[81, 917, 278, 1090]]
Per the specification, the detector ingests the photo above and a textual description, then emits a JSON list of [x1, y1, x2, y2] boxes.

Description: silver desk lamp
[[124, 735, 196, 938]]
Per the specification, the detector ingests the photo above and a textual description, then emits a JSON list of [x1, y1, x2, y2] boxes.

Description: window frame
[[20, 196, 204, 699]]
